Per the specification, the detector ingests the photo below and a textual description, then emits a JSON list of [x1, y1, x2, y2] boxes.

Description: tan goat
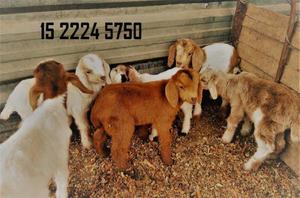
[[201, 69, 300, 171]]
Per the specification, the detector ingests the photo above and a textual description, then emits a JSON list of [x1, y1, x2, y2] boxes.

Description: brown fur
[[201, 69, 300, 171], [91, 69, 202, 169], [29, 60, 93, 109], [168, 39, 206, 72], [228, 48, 240, 73]]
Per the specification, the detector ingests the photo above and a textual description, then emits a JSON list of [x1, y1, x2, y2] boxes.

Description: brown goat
[[91, 69, 202, 169], [168, 39, 206, 72], [201, 69, 300, 171], [29, 60, 93, 109]]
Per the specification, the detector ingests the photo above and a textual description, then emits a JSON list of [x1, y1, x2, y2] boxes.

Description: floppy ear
[[127, 66, 140, 82], [192, 47, 206, 72], [65, 72, 94, 94], [167, 43, 176, 67], [29, 85, 42, 110], [165, 79, 179, 108], [208, 81, 218, 100], [103, 60, 112, 84]]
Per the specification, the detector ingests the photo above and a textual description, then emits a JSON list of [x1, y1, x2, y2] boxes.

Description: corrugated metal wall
[[0, 0, 295, 107]]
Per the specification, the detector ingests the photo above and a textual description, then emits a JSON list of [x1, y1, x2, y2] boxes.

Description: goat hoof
[[82, 139, 92, 149], [163, 158, 173, 166], [221, 135, 232, 144], [179, 131, 188, 136], [243, 160, 261, 171]]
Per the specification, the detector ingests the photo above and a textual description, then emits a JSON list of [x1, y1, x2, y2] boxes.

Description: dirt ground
[[61, 95, 300, 198]]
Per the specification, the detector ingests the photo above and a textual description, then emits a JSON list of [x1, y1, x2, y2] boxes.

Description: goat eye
[[100, 76, 106, 81], [179, 85, 185, 90], [188, 52, 192, 56], [86, 70, 92, 74]]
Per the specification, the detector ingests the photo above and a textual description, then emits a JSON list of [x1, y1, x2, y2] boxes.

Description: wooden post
[[231, 0, 248, 47], [274, 0, 297, 82]]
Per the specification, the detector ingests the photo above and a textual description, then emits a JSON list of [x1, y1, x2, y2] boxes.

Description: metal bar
[[231, 0, 248, 47], [275, 0, 297, 82], [0, 0, 234, 15]]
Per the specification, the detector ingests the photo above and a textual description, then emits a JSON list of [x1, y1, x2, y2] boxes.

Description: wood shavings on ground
[[62, 96, 300, 197]]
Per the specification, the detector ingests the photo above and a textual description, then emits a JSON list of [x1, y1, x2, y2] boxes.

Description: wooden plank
[[242, 15, 288, 43], [246, 4, 289, 28], [0, 26, 231, 63], [240, 59, 273, 80], [0, 7, 234, 40], [238, 42, 279, 76], [281, 64, 300, 92], [0, 35, 229, 83], [239, 26, 284, 61], [239, 45, 299, 92], [287, 49, 300, 70], [291, 24, 300, 50]]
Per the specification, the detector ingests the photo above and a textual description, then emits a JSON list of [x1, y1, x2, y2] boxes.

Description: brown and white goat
[[201, 69, 300, 171], [0, 60, 93, 198], [168, 38, 206, 72], [91, 69, 202, 169]]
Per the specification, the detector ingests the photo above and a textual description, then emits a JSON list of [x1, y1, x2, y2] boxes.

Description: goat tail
[[0, 105, 13, 120], [290, 115, 300, 142]]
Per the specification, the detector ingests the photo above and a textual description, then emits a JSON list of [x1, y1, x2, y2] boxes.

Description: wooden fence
[[0, 0, 296, 107]]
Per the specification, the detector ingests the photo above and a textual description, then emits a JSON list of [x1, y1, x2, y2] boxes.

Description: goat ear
[[167, 43, 176, 67], [192, 47, 205, 72], [128, 67, 140, 82], [65, 72, 94, 94], [165, 79, 179, 108], [103, 60, 112, 84], [29, 85, 42, 110], [208, 81, 218, 100]]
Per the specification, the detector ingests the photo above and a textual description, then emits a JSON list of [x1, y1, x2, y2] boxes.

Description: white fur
[[200, 43, 235, 74], [0, 78, 43, 120], [0, 95, 71, 198], [240, 117, 252, 136], [149, 128, 158, 141], [67, 54, 111, 149], [138, 67, 181, 82], [251, 108, 264, 128], [244, 131, 273, 171]]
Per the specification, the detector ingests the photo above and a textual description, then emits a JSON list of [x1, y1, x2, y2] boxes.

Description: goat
[[0, 60, 86, 198], [167, 38, 206, 72], [0, 59, 94, 121], [109, 65, 199, 140], [168, 40, 240, 110], [91, 69, 202, 169], [110, 64, 181, 84], [67, 54, 111, 149], [201, 69, 300, 171]]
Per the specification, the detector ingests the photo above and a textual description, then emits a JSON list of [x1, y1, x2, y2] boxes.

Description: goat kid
[[201, 69, 300, 171], [67, 54, 111, 149], [0, 60, 93, 122], [91, 69, 202, 169], [0, 60, 79, 198], [109, 65, 200, 140]]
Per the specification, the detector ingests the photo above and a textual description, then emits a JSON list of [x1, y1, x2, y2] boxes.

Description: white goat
[[0, 95, 70, 198], [67, 54, 111, 149]]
